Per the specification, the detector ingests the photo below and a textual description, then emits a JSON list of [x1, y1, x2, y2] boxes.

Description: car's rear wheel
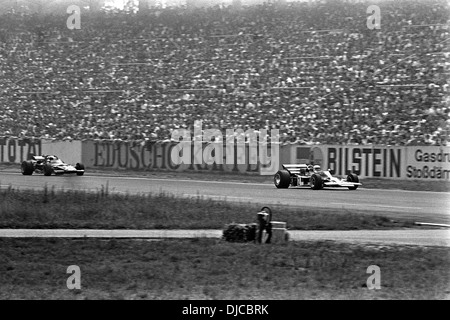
[[75, 163, 85, 176], [43, 164, 53, 176], [21, 161, 34, 175], [310, 173, 323, 190], [274, 170, 290, 188], [347, 173, 359, 190]]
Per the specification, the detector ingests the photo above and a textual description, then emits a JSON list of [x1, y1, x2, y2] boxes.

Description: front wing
[[323, 181, 362, 188], [52, 167, 84, 174]]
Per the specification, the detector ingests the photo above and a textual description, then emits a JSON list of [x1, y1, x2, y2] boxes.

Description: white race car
[[21, 155, 85, 176], [274, 164, 361, 190]]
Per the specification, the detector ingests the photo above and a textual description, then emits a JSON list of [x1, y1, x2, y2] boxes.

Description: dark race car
[[21, 155, 85, 176], [274, 164, 361, 190]]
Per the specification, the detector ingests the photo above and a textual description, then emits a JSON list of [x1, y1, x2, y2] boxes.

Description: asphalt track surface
[[0, 171, 449, 246]]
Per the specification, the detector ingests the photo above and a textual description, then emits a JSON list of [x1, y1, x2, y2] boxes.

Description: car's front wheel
[[274, 170, 290, 188], [310, 173, 323, 190], [43, 164, 53, 176], [21, 161, 34, 175], [347, 173, 359, 190], [75, 163, 85, 176]]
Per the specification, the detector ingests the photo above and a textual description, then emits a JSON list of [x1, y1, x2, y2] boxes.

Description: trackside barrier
[[81, 140, 288, 175], [404, 146, 450, 180], [0, 137, 42, 164], [2, 137, 448, 180], [41, 139, 82, 165], [284, 144, 450, 180]]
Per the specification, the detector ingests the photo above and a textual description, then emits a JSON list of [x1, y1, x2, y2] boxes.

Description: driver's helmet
[[313, 165, 321, 172], [307, 165, 314, 172]]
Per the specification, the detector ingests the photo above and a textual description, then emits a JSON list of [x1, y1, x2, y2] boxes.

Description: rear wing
[[282, 164, 308, 175], [32, 156, 45, 161]]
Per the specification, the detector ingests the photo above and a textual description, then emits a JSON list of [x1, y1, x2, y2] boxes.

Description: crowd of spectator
[[0, 0, 448, 146]]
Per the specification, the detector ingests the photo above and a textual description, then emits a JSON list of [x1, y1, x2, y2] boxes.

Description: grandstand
[[0, 0, 448, 145]]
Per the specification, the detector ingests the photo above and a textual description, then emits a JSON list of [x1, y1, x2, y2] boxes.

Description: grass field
[[0, 186, 416, 230], [0, 238, 449, 300]]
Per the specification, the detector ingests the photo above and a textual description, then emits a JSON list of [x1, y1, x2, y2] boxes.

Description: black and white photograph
[[0, 0, 449, 307]]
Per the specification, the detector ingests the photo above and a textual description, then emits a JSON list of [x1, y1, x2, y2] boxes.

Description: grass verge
[[0, 186, 415, 230], [0, 238, 448, 300]]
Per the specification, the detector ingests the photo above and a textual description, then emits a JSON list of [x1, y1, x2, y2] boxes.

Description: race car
[[21, 155, 85, 176], [274, 164, 361, 190]]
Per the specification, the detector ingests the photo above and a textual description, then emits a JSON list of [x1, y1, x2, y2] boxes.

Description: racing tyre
[[274, 170, 290, 188], [21, 161, 34, 175], [43, 164, 53, 176], [347, 173, 359, 190], [310, 173, 323, 190], [75, 163, 85, 176]]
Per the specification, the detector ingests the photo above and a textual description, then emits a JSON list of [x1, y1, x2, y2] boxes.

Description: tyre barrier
[[223, 207, 289, 244], [222, 223, 257, 243], [222, 221, 289, 243]]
